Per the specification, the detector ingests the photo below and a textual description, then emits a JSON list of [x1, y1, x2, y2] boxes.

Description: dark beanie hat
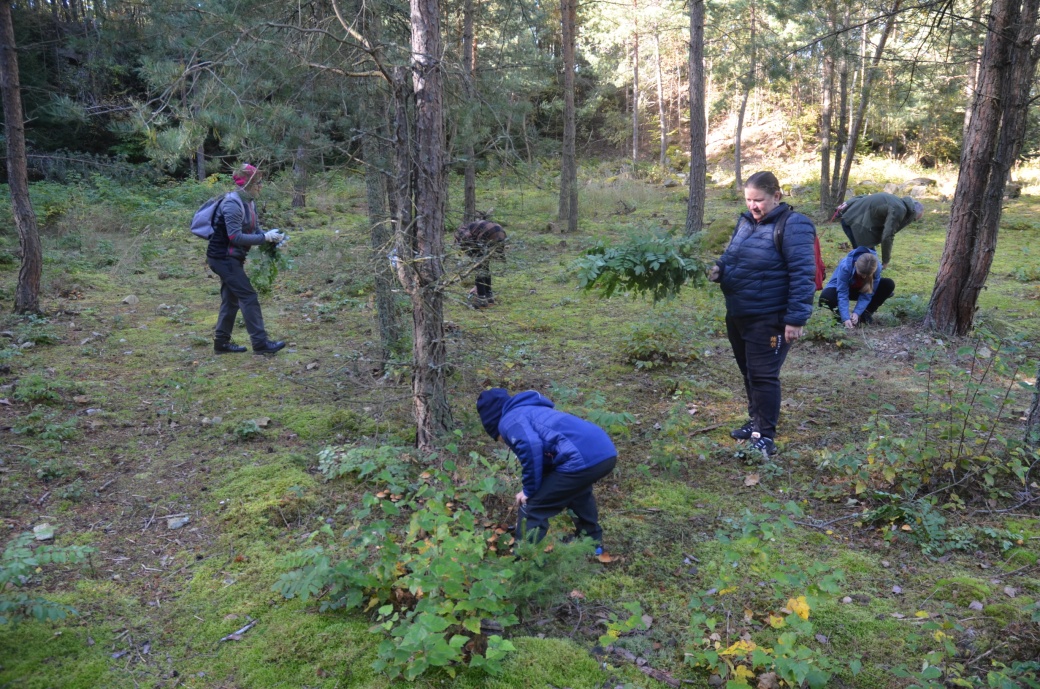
[[476, 388, 510, 439]]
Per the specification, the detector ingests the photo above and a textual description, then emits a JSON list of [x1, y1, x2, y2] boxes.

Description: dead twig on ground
[[219, 618, 257, 642]]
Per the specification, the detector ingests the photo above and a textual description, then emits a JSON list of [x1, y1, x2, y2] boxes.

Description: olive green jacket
[[840, 193, 917, 265]]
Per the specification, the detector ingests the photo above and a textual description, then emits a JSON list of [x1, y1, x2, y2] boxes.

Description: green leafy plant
[[684, 503, 843, 688], [275, 447, 584, 680], [12, 374, 68, 404], [1, 530, 94, 625], [817, 342, 1036, 515], [575, 231, 706, 302], [232, 419, 263, 441]]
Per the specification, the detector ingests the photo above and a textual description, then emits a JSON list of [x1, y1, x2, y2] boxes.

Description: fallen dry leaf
[[1004, 586, 1018, 598], [306, 362, 319, 370], [73, 395, 90, 404], [968, 600, 984, 611], [744, 473, 761, 487], [569, 590, 586, 600], [255, 417, 271, 427]]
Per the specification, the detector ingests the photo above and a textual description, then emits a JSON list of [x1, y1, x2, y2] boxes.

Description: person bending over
[[476, 388, 616, 554], [834, 192, 923, 268]]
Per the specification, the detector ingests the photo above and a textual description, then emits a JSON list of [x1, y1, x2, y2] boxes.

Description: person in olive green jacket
[[836, 193, 923, 267]]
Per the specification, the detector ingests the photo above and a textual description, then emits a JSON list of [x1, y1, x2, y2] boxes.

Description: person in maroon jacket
[[206, 164, 285, 354]]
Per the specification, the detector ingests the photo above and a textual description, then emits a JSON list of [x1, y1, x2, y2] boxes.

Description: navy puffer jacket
[[714, 203, 816, 326]]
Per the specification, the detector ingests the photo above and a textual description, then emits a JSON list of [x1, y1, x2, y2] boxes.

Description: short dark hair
[[745, 171, 781, 196]]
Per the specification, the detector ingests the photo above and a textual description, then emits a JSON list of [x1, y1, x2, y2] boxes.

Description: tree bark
[[462, 0, 477, 223], [631, 4, 639, 164], [654, 30, 666, 169], [0, 1, 42, 314], [292, 143, 308, 209], [196, 144, 206, 182], [963, 0, 986, 141], [402, 0, 450, 451], [684, 0, 706, 236], [835, 1, 900, 204], [926, 0, 1040, 335], [819, 15, 836, 213], [1027, 368, 1040, 445], [361, 5, 402, 366], [558, 0, 578, 233], [733, 2, 755, 190]]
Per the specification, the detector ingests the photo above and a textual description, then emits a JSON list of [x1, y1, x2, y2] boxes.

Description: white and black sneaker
[[748, 433, 777, 457], [730, 420, 755, 440]]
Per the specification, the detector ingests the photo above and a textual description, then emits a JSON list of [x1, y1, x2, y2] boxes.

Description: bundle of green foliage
[[575, 231, 706, 302], [1, 530, 94, 625]]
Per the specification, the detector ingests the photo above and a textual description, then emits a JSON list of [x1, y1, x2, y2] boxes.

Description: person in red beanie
[[206, 163, 286, 354]]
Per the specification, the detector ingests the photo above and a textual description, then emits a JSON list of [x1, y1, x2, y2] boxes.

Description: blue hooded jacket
[[484, 390, 616, 497], [714, 203, 816, 326], [824, 246, 882, 321]]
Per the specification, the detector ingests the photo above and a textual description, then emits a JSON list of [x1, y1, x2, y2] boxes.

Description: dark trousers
[[517, 456, 617, 545], [818, 278, 895, 318], [207, 257, 269, 348], [475, 266, 492, 299], [725, 312, 790, 439], [840, 220, 859, 249]]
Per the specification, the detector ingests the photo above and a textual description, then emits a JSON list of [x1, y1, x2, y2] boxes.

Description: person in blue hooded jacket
[[708, 171, 816, 457], [818, 247, 894, 328], [476, 388, 617, 552]]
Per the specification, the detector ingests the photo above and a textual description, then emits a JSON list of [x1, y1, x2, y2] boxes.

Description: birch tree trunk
[[0, 1, 42, 314], [684, 0, 706, 235]]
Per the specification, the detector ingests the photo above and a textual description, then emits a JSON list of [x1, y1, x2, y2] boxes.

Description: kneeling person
[[819, 247, 894, 328], [477, 388, 616, 553]]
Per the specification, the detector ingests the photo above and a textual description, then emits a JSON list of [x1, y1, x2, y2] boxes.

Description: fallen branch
[[219, 618, 257, 642], [689, 423, 723, 436], [608, 646, 682, 688]]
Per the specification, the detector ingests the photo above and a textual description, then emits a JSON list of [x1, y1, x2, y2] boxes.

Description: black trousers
[[819, 278, 895, 318], [840, 220, 859, 248], [207, 257, 269, 348], [517, 456, 617, 545], [725, 311, 790, 439], [475, 265, 492, 299]]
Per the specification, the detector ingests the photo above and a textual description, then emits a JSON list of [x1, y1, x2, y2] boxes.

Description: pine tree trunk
[[558, 0, 578, 233], [684, 0, 706, 236], [963, 0, 985, 141], [836, 1, 900, 204], [196, 144, 206, 182], [406, 0, 451, 451], [361, 5, 402, 366], [292, 143, 307, 209], [819, 24, 835, 213], [631, 7, 639, 164], [733, 4, 755, 190], [462, 0, 477, 223], [1027, 369, 1040, 445], [654, 31, 666, 169], [0, 1, 42, 315], [831, 19, 850, 200], [926, 0, 1040, 335]]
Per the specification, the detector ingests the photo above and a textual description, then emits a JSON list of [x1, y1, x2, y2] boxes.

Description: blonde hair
[[854, 253, 879, 295]]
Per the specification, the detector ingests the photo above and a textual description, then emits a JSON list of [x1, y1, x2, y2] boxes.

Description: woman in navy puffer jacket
[[708, 171, 816, 457]]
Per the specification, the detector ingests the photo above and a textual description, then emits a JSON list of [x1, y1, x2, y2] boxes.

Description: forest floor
[[0, 156, 1038, 689]]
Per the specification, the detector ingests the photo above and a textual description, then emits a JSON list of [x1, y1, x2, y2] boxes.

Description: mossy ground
[[0, 156, 1038, 688]]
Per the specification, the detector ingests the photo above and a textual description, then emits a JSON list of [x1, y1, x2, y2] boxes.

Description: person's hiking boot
[[253, 340, 286, 355], [860, 312, 874, 325], [730, 420, 755, 440], [748, 433, 777, 457], [214, 339, 247, 354]]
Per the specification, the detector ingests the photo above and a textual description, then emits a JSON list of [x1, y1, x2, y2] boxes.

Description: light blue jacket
[[824, 247, 882, 321]]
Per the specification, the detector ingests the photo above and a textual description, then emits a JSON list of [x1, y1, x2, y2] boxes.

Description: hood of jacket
[[502, 390, 555, 416]]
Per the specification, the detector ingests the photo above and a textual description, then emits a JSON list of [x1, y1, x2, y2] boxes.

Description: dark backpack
[[190, 193, 243, 240], [773, 207, 826, 291]]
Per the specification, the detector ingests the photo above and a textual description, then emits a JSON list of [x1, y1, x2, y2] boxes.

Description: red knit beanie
[[233, 164, 259, 187]]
